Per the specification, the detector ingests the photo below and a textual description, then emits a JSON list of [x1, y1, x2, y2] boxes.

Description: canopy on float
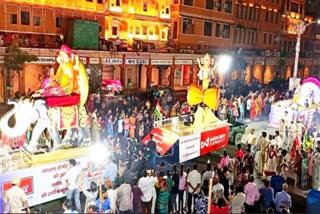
[[102, 79, 122, 91]]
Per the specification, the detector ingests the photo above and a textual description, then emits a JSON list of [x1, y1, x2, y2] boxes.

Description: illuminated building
[[0, 0, 189, 103]]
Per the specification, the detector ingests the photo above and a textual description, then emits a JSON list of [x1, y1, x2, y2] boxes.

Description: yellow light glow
[[129, 7, 134, 14], [128, 33, 134, 39], [261, 6, 266, 10], [110, 7, 123, 13], [242, 3, 247, 6], [273, 9, 277, 12], [160, 14, 171, 19], [148, 35, 158, 40], [249, 3, 254, 7], [105, 30, 109, 39], [268, 8, 273, 11]]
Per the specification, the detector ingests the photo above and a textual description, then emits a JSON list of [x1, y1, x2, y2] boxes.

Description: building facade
[[0, 0, 319, 102]]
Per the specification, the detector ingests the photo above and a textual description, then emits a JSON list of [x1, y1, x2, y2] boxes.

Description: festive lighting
[[218, 55, 232, 73], [90, 144, 109, 163]]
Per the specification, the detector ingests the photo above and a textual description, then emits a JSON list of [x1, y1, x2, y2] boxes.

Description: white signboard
[[89, 58, 99, 64], [0, 156, 101, 211], [102, 58, 122, 65], [179, 133, 201, 163], [175, 59, 193, 65], [126, 59, 137, 65], [137, 59, 149, 65], [32, 57, 56, 64], [151, 59, 172, 65]]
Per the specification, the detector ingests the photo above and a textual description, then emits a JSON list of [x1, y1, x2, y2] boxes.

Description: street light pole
[[293, 20, 318, 78]]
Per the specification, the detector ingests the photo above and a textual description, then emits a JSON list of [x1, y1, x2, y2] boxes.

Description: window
[[243, 7, 247, 20], [112, 26, 118, 36], [215, 23, 221, 37], [248, 7, 252, 21], [204, 22, 212, 36], [265, 11, 269, 22], [97, 0, 103, 3], [263, 33, 267, 44], [206, 0, 214, 10], [291, 2, 299, 13], [86, 0, 93, 2], [149, 29, 154, 35], [234, 29, 238, 43], [10, 14, 17, 24], [173, 22, 178, 39], [182, 18, 193, 34], [235, 4, 239, 18], [33, 16, 40, 26], [257, 9, 260, 21], [223, 25, 230, 38], [135, 27, 140, 35], [142, 26, 147, 35], [224, 1, 232, 13], [21, 11, 30, 25], [268, 34, 272, 44], [174, 0, 179, 3], [116, 0, 121, 6], [161, 30, 166, 39], [56, 17, 62, 28], [270, 12, 274, 23], [184, 0, 193, 6], [143, 2, 148, 11], [216, 0, 222, 11], [166, 8, 170, 14]]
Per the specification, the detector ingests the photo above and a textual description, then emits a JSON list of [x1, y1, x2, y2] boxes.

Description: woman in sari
[[158, 175, 172, 214], [129, 113, 136, 139], [264, 145, 278, 177], [250, 96, 257, 120]]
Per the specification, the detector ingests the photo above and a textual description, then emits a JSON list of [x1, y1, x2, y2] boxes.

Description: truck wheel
[[234, 133, 242, 145]]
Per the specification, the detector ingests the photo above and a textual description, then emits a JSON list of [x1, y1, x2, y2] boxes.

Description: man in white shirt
[[187, 163, 201, 213], [63, 159, 81, 213], [287, 121, 297, 149], [246, 129, 256, 147], [138, 170, 157, 214], [201, 163, 214, 186], [274, 131, 283, 149]]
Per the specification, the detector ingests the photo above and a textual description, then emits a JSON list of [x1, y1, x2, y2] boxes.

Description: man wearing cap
[[3, 177, 30, 213]]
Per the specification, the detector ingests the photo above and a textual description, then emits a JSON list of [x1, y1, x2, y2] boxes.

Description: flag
[[154, 102, 163, 119]]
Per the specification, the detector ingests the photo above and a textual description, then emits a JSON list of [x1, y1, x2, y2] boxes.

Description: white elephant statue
[[0, 98, 91, 152]]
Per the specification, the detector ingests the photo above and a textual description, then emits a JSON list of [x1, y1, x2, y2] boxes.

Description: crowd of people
[[4, 80, 320, 214]]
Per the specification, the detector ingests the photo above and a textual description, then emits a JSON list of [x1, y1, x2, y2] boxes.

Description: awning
[[102, 79, 122, 91], [141, 127, 179, 155]]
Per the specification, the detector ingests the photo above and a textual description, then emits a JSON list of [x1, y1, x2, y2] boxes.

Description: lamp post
[[293, 19, 320, 78]]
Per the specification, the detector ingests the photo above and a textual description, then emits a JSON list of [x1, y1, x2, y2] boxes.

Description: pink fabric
[[220, 156, 230, 168], [179, 172, 187, 190], [123, 117, 130, 130], [244, 182, 260, 205]]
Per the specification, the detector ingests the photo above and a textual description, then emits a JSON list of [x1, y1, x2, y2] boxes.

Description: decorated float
[[0, 44, 106, 212], [141, 54, 230, 163], [269, 77, 320, 133]]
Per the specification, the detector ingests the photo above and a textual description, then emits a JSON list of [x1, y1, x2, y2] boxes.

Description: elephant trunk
[[0, 101, 30, 138]]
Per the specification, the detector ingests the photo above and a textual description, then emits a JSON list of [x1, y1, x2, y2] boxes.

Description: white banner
[[31, 57, 56, 64], [0, 156, 99, 211], [102, 58, 122, 64], [179, 133, 201, 163], [175, 59, 193, 65], [89, 58, 99, 64], [151, 59, 172, 65]]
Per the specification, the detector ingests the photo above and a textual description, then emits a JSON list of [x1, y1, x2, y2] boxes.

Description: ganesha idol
[[187, 54, 221, 127], [0, 44, 91, 152]]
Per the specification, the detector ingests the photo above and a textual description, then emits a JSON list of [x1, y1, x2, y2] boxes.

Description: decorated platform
[[269, 77, 320, 131]]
